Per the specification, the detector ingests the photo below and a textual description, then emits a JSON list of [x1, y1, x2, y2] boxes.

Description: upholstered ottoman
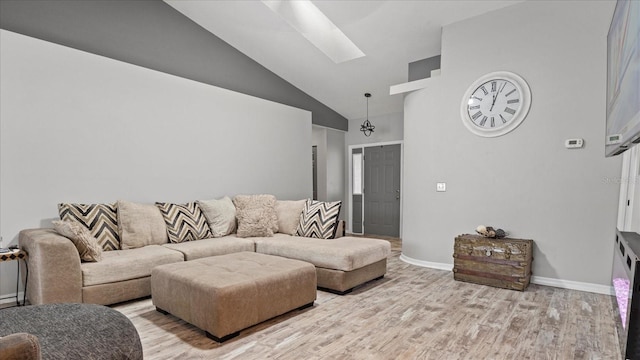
[[150, 251, 317, 342]]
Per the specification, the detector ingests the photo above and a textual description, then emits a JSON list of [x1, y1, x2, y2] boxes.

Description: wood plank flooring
[[113, 239, 621, 359]]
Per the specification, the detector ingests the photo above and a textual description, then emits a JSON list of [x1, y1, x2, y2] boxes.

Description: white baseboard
[[530, 276, 614, 295], [399, 253, 614, 295], [0, 291, 24, 305], [399, 254, 453, 271]]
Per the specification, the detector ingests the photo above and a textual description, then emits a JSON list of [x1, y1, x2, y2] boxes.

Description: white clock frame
[[460, 71, 531, 138]]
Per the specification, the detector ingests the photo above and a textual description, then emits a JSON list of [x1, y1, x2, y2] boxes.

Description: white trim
[[0, 291, 24, 305], [399, 253, 453, 271], [347, 141, 404, 237], [311, 123, 347, 133], [349, 140, 405, 149], [400, 253, 614, 295], [530, 276, 614, 295], [390, 78, 432, 95]]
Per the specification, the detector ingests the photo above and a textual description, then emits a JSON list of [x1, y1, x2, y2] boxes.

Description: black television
[[605, 0, 640, 157]]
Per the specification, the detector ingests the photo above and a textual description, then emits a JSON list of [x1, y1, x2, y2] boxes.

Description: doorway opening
[[349, 141, 402, 237]]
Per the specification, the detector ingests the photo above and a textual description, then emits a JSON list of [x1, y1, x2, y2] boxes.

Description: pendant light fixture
[[360, 93, 375, 137]]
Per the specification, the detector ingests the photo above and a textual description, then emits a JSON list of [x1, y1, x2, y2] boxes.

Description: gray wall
[[0, 0, 347, 131], [0, 30, 312, 298], [402, 1, 621, 288], [347, 112, 404, 147], [312, 126, 346, 220], [408, 55, 441, 82]]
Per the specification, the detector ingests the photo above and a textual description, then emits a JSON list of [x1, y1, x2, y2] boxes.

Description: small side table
[[0, 249, 28, 306]]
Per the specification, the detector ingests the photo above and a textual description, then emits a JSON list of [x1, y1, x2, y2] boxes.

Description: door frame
[[348, 140, 403, 237], [618, 146, 639, 231]]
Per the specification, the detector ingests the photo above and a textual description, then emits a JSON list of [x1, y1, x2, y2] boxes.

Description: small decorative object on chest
[[453, 234, 533, 291]]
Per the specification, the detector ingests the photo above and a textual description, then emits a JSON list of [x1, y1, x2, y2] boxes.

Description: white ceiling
[[165, 0, 522, 121]]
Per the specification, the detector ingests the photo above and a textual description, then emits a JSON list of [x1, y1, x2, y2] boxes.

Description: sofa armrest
[[19, 229, 83, 305], [0, 333, 41, 360]]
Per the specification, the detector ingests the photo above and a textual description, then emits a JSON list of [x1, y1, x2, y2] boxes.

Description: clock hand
[[490, 91, 498, 111], [490, 81, 506, 111]]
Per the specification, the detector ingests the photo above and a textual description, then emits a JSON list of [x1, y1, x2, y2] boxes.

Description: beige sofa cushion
[[275, 200, 305, 235], [254, 235, 390, 272], [162, 235, 254, 261], [197, 197, 236, 237], [81, 245, 183, 286], [52, 220, 103, 262], [117, 200, 169, 249]]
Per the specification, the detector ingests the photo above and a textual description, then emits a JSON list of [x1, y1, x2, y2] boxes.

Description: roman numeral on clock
[[479, 116, 488, 126], [505, 89, 516, 97], [491, 117, 495, 127], [472, 96, 482, 101], [472, 111, 483, 120], [507, 99, 520, 104], [504, 107, 516, 115], [469, 105, 480, 110], [480, 86, 488, 95], [500, 114, 507, 123], [491, 81, 496, 92]]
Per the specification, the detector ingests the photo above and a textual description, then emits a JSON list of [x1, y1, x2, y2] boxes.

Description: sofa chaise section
[[254, 234, 391, 294]]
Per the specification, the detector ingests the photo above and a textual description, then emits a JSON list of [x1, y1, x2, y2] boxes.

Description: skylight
[[261, 0, 365, 64]]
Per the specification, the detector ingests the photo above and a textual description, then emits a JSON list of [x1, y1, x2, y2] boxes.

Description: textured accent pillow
[[155, 202, 212, 243], [296, 199, 342, 239], [117, 200, 169, 249], [232, 194, 278, 233], [52, 220, 103, 262], [275, 200, 306, 235], [197, 197, 237, 237], [236, 208, 274, 238], [58, 203, 120, 251]]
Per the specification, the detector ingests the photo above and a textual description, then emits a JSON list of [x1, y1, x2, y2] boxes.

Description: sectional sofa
[[18, 197, 391, 306]]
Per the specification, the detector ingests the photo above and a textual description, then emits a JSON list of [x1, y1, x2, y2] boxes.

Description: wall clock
[[460, 71, 531, 137]]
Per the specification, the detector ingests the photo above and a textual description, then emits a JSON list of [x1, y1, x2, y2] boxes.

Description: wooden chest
[[453, 234, 533, 291]]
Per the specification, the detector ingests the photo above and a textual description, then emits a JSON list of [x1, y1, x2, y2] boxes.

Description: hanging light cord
[[361, 93, 375, 137]]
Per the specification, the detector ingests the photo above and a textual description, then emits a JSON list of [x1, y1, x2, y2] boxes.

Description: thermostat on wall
[[607, 134, 623, 145], [565, 138, 584, 149]]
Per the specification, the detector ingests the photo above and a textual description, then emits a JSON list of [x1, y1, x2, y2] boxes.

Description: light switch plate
[[436, 182, 446, 192]]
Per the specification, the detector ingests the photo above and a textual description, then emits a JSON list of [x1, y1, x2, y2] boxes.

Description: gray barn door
[[364, 144, 401, 237]]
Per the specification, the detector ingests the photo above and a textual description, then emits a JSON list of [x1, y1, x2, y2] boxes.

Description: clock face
[[461, 72, 531, 137]]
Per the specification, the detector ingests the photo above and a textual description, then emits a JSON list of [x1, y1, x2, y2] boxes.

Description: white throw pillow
[[275, 200, 306, 235], [197, 197, 237, 237]]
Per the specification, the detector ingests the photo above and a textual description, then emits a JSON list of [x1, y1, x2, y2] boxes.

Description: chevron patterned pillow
[[58, 203, 120, 251], [155, 202, 213, 243], [295, 199, 342, 239]]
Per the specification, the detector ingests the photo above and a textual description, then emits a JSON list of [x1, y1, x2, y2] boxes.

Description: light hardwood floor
[[113, 239, 621, 359]]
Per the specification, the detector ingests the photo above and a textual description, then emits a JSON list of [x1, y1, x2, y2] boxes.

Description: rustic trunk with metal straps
[[453, 234, 533, 291]]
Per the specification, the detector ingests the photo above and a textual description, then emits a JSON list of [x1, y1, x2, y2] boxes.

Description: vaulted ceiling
[[166, 0, 523, 121]]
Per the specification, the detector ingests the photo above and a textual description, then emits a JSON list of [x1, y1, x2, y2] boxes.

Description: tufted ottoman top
[[0, 303, 142, 360]]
